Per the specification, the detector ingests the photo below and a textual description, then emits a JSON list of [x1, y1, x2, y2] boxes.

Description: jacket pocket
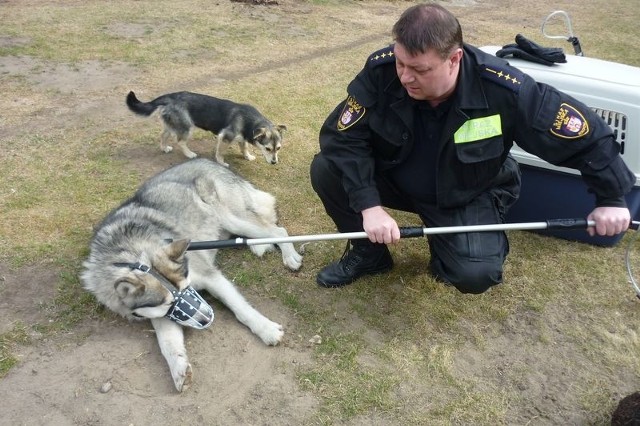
[[455, 136, 505, 188]]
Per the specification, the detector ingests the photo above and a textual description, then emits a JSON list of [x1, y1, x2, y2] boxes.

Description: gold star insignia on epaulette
[[486, 67, 521, 85], [370, 50, 394, 62]]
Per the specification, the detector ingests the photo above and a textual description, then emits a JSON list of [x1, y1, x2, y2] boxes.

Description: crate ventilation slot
[[593, 108, 627, 154]]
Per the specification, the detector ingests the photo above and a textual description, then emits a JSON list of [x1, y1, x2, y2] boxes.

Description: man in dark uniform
[[309, 3, 635, 294]]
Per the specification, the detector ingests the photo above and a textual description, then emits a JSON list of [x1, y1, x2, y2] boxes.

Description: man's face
[[394, 42, 462, 104]]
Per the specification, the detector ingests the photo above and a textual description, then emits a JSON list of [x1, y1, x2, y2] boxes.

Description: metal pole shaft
[[186, 218, 598, 251]]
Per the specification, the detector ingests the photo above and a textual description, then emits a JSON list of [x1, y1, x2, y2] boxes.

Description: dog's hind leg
[[150, 317, 193, 392], [192, 268, 284, 345], [217, 214, 303, 271], [196, 177, 303, 270], [176, 137, 197, 159], [161, 104, 197, 158], [160, 127, 175, 154], [173, 124, 197, 159]]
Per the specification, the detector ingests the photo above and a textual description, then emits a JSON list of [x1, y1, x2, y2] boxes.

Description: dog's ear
[[253, 127, 268, 142], [115, 280, 143, 299], [276, 124, 287, 134], [164, 238, 190, 261]]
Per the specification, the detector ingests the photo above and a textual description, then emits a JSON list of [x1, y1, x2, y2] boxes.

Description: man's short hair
[[392, 3, 463, 58]]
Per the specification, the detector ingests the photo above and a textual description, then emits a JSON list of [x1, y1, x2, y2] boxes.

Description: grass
[[1, 0, 640, 423]]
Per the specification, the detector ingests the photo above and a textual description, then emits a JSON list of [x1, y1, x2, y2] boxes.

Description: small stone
[[100, 381, 112, 393], [308, 334, 322, 344]]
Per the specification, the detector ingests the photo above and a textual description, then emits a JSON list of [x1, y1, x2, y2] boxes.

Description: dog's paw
[[255, 319, 284, 346], [244, 153, 256, 161], [184, 151, 198, 159], [162, 146, 174, 153], [280, 245, 303, 271], [250, 243, 275, 257], [170, 357, 193, 392]]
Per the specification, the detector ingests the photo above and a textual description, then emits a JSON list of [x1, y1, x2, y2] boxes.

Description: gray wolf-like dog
[[81, 158, 303, 392], [126, 91, 287, 166]]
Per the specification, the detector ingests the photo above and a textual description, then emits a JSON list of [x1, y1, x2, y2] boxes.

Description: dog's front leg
[[195, 271, 284, 345], [239, 140, 256, 161], [150, 317, 193, 392], [214, 135, 230, 167]]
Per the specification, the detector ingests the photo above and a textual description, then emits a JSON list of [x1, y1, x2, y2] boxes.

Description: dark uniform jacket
[[318, 43, 636, 212]]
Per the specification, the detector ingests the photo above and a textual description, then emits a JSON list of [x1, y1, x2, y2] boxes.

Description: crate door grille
[[593, 108, 628, 154]]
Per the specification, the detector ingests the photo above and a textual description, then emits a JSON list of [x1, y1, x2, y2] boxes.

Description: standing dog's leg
[[214, 134, 230, 167], [160, 128, 174, 154], [150, 317, 192, 392], [238, 138, 256, 162], [176, 139, 198, 159]]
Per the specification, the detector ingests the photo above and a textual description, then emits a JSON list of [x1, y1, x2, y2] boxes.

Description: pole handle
[[399, 227, 425, 238], [545, 218, 590, 230], [187, 238, 247, 251]]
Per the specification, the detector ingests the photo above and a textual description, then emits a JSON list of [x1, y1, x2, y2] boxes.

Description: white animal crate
[[480, 45, 640, 245]]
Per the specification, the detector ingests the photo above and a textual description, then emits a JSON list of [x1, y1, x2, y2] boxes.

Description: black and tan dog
[[126, 91, 287, 166]]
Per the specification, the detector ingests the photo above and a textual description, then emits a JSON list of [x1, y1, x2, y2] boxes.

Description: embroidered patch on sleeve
[[337, 95, 366, 131], [550, 103, 590, 139]]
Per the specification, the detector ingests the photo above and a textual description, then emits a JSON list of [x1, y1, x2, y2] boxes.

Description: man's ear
[[449, 48, 463, 68]]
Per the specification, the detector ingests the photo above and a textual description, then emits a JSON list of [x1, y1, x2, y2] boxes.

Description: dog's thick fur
[[81, 158, 302, 392], [126, 91, 287, 166]]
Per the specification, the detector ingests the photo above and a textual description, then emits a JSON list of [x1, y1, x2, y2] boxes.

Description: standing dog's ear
[[276, 124, 287, 134], [253, 127, 268, 142]]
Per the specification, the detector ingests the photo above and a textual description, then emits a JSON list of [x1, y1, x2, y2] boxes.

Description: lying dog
[[126, 91, 287, 166], [81, 158, 303, 392]]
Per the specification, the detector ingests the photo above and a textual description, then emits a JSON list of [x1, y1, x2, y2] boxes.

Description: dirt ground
[[1, 0, 639, 425]]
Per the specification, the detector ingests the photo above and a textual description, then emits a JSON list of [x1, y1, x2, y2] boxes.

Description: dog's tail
[[126, 91, 161, 116]]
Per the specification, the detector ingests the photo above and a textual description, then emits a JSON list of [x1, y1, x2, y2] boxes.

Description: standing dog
[[126, 91, 287, 166], [81, 158, 303, 392]]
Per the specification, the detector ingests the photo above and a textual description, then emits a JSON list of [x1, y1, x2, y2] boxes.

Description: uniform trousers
[[309, 153, 522, 294]]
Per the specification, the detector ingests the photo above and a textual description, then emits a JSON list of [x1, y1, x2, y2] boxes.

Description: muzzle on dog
[[114, 262, 214, 330], [165, 285, 214, 329]]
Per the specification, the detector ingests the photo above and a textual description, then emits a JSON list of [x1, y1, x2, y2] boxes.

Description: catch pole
[[186, 218, 600, 251]]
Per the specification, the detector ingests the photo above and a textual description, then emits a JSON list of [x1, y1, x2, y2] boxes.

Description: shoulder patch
[[550, 102, 590, 139], [480, 65, 523, 93], [337, 96, 366, 131], [367, 45, 396, 68]]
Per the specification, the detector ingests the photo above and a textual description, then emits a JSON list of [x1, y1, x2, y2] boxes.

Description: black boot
[[316, 241, 393, 288]]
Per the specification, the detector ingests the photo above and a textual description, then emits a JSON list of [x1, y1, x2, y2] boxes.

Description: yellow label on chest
[[454, 114, 502, 143]]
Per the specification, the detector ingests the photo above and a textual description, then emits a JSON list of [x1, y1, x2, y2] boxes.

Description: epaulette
[[367, 45, 396, 68], [480, 63, 524, 93]]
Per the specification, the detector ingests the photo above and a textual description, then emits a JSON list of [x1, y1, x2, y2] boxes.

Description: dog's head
[[253, 124, 287, 165], [82, 239, 213, 329]]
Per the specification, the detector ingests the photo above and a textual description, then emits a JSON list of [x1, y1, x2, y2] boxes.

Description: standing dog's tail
[[126, 91, 161, 116]]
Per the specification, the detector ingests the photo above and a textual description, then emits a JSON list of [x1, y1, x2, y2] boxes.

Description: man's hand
[[587, 206, 631, 236], [361, 206, 401, 244]]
